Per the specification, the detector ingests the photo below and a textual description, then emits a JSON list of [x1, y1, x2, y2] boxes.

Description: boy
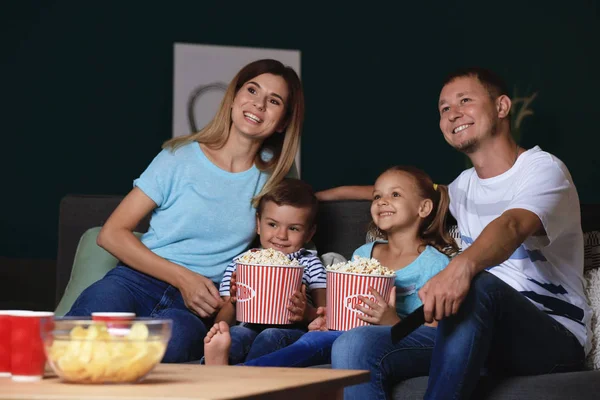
[[208, 178, 326, 365]]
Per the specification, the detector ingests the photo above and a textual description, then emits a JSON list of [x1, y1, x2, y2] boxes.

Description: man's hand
[[356, 287, 400, 326], [288, 285, 307, 322], [308, 307, 328, 331], [177, 270, 224, 318], [418, 254, 476, 322], [229, 271, 237, 303]]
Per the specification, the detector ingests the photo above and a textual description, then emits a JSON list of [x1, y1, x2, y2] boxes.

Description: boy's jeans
[[332, 272, 585, 400], [228, 323, 306, 364], [241, 330, 344, 367], [66, 264, 214, 363]]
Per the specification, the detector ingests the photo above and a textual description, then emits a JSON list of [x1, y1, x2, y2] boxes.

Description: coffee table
[[0, 364, 369, 399]]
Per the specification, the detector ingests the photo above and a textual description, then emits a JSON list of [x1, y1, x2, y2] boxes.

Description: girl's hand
[[287, 285, 307, 322], [356, 287, 400, 326], [178, 270, 224, 318], [229, 271, 237, 303], [308, 307, 328, 331]]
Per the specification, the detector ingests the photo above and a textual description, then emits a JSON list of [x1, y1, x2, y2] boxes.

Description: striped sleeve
[[219, 261, 237, 297], [298, 251, 327, 290]]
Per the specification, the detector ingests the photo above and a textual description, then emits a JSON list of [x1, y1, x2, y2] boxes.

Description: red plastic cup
[[326, 271, 395, 331], [10, 311, 54, 381], [235, 262, 304, 324], [0, 310, 31, 378], [91, 312, 136, 335]]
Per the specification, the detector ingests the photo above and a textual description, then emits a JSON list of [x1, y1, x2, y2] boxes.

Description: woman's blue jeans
[[66, 265, 213, 363], [331, 272, 585, 400]]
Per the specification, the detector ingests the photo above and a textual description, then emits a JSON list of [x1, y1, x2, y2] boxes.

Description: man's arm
[[419, 208, 544, 322], [316, 186, 373, 201], [459, 208, 544, 276]]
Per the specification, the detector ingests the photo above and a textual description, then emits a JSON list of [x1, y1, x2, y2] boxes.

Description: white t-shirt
[[449, 146, 591, 354]]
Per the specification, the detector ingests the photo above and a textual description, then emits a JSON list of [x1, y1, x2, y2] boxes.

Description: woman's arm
[[315, 186, 373, 201], [97, 187, 222, 317]]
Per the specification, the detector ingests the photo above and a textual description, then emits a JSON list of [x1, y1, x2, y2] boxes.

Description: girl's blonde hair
[[369, 166, 459, 257], [163, 59, 304, 207]]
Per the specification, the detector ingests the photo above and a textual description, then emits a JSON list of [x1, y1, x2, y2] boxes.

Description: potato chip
[[127, 323, 149, 340]]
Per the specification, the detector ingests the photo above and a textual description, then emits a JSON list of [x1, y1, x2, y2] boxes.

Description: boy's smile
[[257, 201, 315, 254]]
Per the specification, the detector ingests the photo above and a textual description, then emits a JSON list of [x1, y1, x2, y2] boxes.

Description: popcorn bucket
[[326, 271, 395, 331], [236, 263, 305, 324]]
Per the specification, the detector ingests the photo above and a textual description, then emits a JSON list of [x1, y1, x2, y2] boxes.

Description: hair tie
[[433, 183, 438, 191]]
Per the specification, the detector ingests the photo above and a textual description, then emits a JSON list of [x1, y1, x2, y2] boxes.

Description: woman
[[67, 59, 305, 362]]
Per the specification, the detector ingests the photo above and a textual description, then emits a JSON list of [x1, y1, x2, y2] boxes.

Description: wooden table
[[0, 364, 369, 400]]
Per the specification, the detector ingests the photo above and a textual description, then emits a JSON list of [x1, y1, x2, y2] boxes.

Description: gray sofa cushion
[[392, 370, 600, 400]]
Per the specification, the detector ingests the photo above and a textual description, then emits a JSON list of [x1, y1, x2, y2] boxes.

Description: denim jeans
[[66, 265, 214, 363], [332, 272, 585, 400], [242, 330, 343, 367], [227, 323, 306, 365]]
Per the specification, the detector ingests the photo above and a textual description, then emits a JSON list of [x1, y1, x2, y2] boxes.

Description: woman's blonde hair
[[163, 59, 304, 206], [368, 166, 459, 257]]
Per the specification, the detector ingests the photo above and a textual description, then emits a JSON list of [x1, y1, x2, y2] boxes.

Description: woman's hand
[[177, 270, 224, 318], [308, 307, 328, 331], [356, 287, 400, 326], [287, 285, 307, 322], [229, 271, 237, 303]]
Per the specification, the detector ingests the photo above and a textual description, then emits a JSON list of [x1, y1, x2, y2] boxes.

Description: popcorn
[[327, 255, 396, 276], [236, 248, 300, 266]]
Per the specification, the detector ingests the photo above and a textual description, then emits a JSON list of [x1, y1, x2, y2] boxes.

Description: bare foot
[[203, 321, 231, 365]]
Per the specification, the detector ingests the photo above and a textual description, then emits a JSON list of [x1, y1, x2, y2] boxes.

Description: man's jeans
[[332, 272, 585, 400], [66, 265, 213, 363], [241, 330, 343, 367], [228, 323, 306, 364]]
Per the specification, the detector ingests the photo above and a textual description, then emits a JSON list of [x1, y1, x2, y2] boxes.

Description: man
[[329, 68, 590, 400]]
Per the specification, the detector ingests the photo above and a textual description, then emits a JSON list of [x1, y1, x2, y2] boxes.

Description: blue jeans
[[242, 330, 343, 367], [332, 272, 585, 400], [227, 324, 306, 365], [66, 265, 213, 363]]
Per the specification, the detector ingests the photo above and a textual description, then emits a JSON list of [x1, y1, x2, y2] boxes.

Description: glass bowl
[[43, 318, 172, 384]]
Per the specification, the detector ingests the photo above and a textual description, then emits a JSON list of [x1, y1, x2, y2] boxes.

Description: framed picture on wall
[[172, 43, 302, 175]]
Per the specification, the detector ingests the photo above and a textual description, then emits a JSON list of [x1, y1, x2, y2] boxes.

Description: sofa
[[54, 194, 600, 399]]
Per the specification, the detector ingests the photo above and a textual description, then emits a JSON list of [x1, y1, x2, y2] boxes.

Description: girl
[[66, 59, 305, 363], [203, 165, 458, 367]]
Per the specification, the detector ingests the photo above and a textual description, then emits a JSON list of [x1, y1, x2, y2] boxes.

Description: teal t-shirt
[[352, 242, 449, 318], [133, 142, 269, 283]]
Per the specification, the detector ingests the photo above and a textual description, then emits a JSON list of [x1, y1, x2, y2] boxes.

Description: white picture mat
[[173, 43, 301, 175]]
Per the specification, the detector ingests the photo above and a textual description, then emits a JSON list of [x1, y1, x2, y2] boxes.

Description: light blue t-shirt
[[133, 142, 269, 283], [352, 242, 449, 318]]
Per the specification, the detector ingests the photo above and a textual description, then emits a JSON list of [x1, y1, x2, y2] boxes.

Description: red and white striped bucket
[[236, 263, 305, 324], [326, 270, 395, 331]]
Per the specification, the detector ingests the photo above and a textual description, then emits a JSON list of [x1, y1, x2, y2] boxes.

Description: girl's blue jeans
[[331, 271, 585, 400], [66, 264, 214, 363]]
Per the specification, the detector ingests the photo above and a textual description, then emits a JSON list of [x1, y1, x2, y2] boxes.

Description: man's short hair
[[442, 67, 509, 100], [257, 178, 319, 227]]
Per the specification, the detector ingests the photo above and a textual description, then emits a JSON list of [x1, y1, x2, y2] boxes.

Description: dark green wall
[[2, 1, 599, 260]]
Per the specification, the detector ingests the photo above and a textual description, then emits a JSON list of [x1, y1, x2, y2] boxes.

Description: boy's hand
[[356, 287, 400, 326], [308, 307, 328, 331], [229, 271, 237, 303], [287, 285, 307, 322]]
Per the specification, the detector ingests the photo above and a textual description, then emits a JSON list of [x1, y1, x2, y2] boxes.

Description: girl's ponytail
[[421, 184, 459, 257]]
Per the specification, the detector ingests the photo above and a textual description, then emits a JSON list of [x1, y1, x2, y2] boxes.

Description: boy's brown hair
[[256, 178, 319, 227]]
